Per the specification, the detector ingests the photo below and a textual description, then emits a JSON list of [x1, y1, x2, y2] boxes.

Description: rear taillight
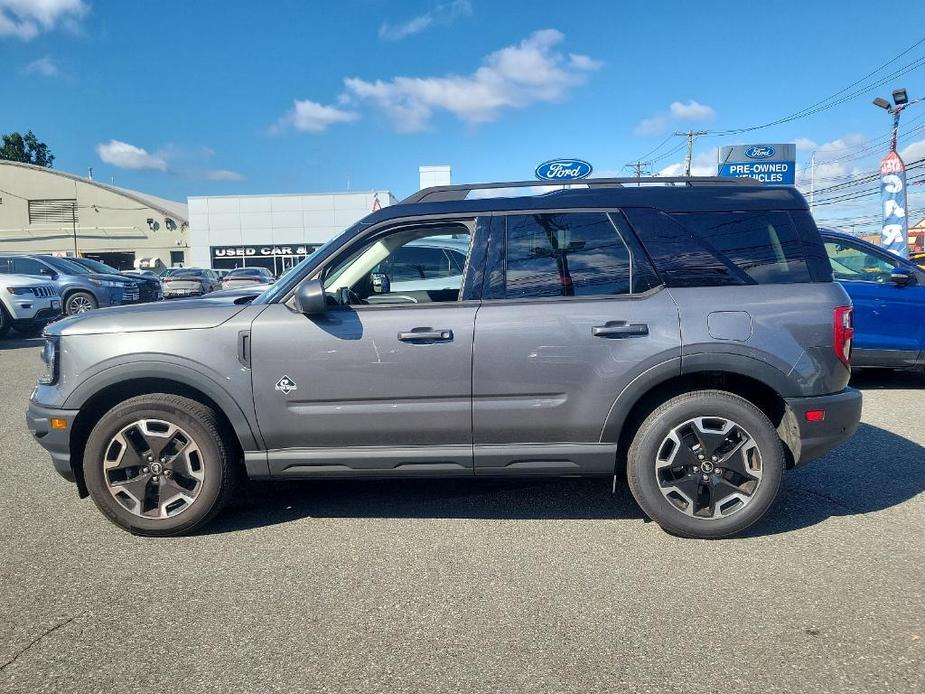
[[833, 305, 854, 368]]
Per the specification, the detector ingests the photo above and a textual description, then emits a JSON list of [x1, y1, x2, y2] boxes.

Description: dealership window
[[170, 250, 185, 267], [28, 199, 78, 225]]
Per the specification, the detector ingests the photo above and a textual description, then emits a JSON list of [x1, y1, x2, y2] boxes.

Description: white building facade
[[188, 190, 396, 274]]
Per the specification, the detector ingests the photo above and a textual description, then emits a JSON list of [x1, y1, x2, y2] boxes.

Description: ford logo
[[535, 158, 593, 181], [744, 145, 775, 159]]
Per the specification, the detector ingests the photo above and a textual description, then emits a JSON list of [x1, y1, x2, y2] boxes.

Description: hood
[[47, 295, 250, 337]]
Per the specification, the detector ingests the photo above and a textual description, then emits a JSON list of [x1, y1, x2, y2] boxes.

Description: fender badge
[[275, 375, 298, 394]]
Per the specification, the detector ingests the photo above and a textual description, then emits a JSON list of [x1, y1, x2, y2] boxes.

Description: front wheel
[[65, 291, 97, 315], [626, 390, 784, 539], [83, 394, 238, 536]]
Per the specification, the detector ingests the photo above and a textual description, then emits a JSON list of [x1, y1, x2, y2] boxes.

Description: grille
[[122, 286, 140, 302], [28, 199, 78, 225]]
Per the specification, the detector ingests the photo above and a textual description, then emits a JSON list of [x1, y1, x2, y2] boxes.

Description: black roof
[[360, 178, 808, 227]]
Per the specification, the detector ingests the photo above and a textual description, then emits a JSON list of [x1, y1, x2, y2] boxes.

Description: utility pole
[[675, 130, 707, 177], [809, 152, 815, 213], [624, 160, 653, 185]]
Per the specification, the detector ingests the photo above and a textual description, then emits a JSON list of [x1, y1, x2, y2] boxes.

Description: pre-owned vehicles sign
[[718, 144, 796, 185]]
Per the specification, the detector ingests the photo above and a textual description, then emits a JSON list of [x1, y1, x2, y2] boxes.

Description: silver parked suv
[[27, 177, 862, 538]]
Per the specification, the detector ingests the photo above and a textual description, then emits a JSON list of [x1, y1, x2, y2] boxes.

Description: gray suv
[[27, 177, 862, 538]]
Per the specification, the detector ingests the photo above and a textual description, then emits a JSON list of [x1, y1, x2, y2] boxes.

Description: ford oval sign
[[744, 145, 775, 160], [535, 159, 593, 181]]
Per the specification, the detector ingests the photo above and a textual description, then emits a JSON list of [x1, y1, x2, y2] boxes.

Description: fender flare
[[600, 352, 793, 444], [64, 359, 261, 452]]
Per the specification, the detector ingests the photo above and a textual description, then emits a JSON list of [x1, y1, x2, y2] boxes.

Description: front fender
[[63, 358, 262, 452]]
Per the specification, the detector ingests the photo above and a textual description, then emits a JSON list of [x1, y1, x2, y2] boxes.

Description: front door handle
[[592, 321, 649, 338], [397, 328, 454, 343]]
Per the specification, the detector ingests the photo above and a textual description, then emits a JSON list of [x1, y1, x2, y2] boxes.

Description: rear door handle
[[397, 328, 454, 343], [592, 321, 649, 338]]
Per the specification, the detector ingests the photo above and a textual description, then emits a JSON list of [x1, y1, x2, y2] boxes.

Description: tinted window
[[502, 213, 632, 298], [229, 268, 263, 277], [825, 241, 897, 282], [12, 258, 49, 276], [43, 256, 90, 274], [625, 209, 811, 287]]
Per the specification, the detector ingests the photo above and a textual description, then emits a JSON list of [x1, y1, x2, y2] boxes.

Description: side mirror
[[891, 269, 914, 286], [370, 272, 391, 294], [293, 278, 327, 315]]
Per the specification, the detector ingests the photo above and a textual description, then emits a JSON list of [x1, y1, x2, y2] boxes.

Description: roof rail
[[401, 176, 760, 204]]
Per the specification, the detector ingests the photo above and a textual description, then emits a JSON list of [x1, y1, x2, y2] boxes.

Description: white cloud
[[635, 99, 715, 136], [379, 0, 471, 41], [0, 0, 87, 40], [275, 99, 360, 133], [203, 168, 244, 181], [658, 149, 719, 178], [669, 100, 715, 121], [21, 55, 58, 76], [344, 29, 601, 132], [900, 138, 925, 163], [96, 140, 167, 171]]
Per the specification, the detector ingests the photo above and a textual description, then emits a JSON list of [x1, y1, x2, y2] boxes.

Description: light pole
[[873, 88, 919, 259], [872, 88, 921, 152]]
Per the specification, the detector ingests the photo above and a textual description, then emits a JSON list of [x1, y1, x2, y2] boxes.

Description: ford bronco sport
[[27, 177, 862, 538]]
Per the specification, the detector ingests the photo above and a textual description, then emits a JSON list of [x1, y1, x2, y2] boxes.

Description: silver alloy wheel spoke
[[103, 419, 204, 519], [655, 416, 762, 520]]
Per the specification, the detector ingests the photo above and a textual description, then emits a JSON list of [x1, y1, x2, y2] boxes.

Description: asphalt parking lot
[[0, 336, 922, 694]]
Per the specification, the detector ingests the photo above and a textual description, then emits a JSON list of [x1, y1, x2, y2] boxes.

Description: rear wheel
[[83, 394, 238, 536], [65, 291, 97, 315], [627, 390, 784, 539]]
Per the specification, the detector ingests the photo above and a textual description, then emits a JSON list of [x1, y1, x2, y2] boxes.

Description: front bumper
[[26, 400, 79, 482], [786, 387, 862, 465]]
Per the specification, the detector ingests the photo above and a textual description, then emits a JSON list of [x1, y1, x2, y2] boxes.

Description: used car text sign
[[535, 159, 593, 181], [718, 144, 796, 185]]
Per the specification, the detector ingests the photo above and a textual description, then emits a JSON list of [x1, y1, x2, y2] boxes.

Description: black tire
[[12, 322, 45, 337], [83, 394, 238, 536], [64, 291, 97, 315], [626, 390, 784, 539], [0, 304, 11, 338]]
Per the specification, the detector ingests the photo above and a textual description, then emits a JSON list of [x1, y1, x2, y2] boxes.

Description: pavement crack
[[0, 612, 83, 674], [792, 485, 863, 514]]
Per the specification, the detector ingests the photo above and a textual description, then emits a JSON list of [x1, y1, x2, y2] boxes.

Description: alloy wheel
[[102, 419, 205, 519], [655, 416, 763, 519], [67, 294, 94, 314]]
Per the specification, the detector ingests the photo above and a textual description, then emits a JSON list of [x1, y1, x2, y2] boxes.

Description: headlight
[[38, 337, 59, 386], [5, 286, 33, 295], [88, 279, 122, 288]]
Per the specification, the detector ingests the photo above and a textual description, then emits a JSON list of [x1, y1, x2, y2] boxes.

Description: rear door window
[[488, 212, 640, 299]]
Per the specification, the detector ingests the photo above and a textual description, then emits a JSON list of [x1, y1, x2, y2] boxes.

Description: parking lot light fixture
[[873, 96, 892, 111], [892, 88, 909, 106]]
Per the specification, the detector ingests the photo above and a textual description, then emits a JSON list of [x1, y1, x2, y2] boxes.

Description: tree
[[0, 130, 55, 168]]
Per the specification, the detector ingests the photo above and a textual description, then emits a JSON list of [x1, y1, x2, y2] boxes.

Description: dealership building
[[0, 160, 189, 269], [187, 190, 397, 274]]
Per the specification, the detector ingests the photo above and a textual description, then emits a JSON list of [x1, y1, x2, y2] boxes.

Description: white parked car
[[0, 274, 62, 337]]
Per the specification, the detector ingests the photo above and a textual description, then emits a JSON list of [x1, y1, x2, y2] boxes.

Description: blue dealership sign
[[718, 144, 795, 185], [535, 158, 593, 181]]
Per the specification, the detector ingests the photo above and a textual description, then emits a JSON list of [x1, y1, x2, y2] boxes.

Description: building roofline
[[0, 160, 188, 221], [187, 190, 394, 200]]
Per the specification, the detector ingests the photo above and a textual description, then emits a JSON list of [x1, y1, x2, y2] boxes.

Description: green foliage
[[0, 130, 55, 168]]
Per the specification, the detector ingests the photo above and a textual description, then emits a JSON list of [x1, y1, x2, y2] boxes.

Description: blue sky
[[2, 0, 924, 231]]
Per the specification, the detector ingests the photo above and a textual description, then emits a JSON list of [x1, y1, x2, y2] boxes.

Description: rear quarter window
[[624, 208, 816, 286]]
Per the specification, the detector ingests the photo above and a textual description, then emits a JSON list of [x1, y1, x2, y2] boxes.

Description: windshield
[[253, 228, 356, 304], [228, 268, 264, 277], [43, 256, 91, 274], [78, 257, 120, 274]]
